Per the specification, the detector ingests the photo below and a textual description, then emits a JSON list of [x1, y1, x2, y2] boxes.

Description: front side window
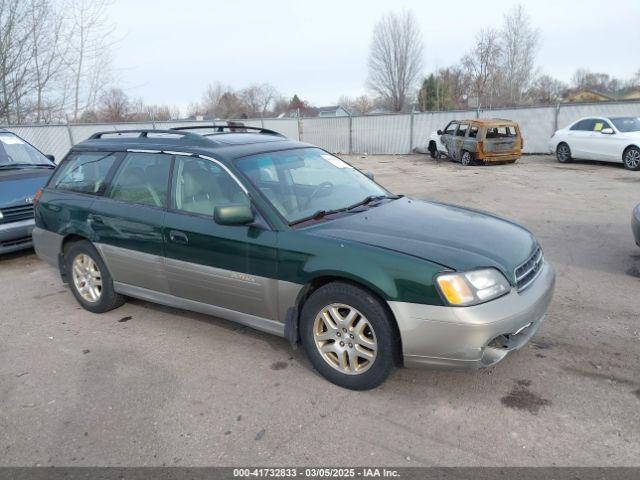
[[53, 152, 118, 194], [444, 122, 458, 135], [235, 148, 389, 224], [107, 153, 171, 207], [172, 156, 249, 216], [0, 132, 53, 168], [570, 119, 596, 131]]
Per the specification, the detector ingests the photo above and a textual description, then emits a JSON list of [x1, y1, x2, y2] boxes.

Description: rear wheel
[[460, 150, 474, 166], [65, 240, 126, 313], [556, 143, 572, 163], [300, 282, 396, 390], [623, 146, 640, 171], [428, 141, 439, 159]]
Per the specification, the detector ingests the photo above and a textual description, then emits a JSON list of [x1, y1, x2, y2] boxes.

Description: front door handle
[[87, 214, 104, 225], [169, 230, 188, 244]]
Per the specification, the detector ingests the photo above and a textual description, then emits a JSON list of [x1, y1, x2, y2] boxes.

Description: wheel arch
[[623, 144, 640, 156], [285, 274, 404, 366], [58, 233, 94, 281]]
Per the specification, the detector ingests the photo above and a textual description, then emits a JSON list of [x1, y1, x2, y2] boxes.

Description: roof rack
[[88, 129, 209, 141], [169, 125, 285, 137]]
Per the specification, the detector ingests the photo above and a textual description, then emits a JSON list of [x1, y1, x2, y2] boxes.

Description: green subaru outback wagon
[[33, 126, 555, 390]]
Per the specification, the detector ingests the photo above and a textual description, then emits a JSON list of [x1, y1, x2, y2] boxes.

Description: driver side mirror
[[214, 204, 254, 225], [437, 130, 443, 135], [45, 154, 55, 163], [600, 128, 614, 135]]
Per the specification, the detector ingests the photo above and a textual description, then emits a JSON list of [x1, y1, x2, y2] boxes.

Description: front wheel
[[300, 282, 396, 390], [623, 146, 640, 171], [556, 143, 572, 163], [65, 240, 126, 313]]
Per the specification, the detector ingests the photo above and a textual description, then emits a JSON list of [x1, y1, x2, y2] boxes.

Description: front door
[[90, 151, 172, 293], [163, 155, 280, 321], [441, 122, 460, 159]]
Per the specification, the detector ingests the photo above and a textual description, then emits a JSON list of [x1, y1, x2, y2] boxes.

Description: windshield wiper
[[289, 208, 347, 226], [345, 194, 399, 211], [0, 163, 54, 169]]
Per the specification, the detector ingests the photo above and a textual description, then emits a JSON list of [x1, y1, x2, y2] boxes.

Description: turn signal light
[[33, 188, 43, 205]]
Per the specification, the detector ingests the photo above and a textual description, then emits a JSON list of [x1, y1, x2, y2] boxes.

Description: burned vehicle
[[429, 119, 523, 166]]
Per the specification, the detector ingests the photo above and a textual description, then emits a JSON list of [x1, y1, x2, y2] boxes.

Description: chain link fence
[[2, 100, 640, 161]]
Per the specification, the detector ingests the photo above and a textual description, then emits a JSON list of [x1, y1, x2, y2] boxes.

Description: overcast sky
[[108, 0, 640, 112]]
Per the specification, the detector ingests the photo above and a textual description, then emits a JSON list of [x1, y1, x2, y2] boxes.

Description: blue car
[[0, 129, 56, 254]]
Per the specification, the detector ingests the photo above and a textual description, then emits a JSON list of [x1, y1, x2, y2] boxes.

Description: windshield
[[235, 148, 390, 224], [611, 117, 640, 133], [0, 132, 52, 167]]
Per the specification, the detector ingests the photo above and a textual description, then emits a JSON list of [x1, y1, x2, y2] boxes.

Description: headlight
[[436, 268, 511, 306]]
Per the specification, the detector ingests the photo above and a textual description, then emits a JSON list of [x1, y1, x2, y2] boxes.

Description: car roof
[[451, 118, 518, 127], [72, 130, 313, 162]]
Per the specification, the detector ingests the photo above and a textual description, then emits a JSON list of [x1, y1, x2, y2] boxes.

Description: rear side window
[[53, 152, 118, 194], [457, 124, 468, 137], [107, 153, 171, 208], [485, 126, 517, 138], [468, 126, 479, 138]]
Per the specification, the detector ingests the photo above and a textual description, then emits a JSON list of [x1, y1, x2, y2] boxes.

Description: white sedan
[[549, 116, 640, 171]]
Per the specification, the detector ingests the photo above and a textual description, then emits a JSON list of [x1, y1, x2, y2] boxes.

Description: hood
[[0, 168, 52, 208], [303, 197, 537, 284]]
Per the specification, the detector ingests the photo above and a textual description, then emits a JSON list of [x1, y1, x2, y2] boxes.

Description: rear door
[[163, 155, 281, 322], [482, 125, 520, 156], [89, 151, 172, 293]]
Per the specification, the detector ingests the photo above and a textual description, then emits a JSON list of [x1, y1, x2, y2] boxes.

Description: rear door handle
[[169, 230, 188, 244]]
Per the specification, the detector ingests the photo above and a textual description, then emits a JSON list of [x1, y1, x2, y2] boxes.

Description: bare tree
[[528, 74, 567, 105], [240, 83, 279, 117], [0, 0, 33, 124], [97, 87, 129, 122], [367, 10, 423, 112], [462, 28, 502, 108], [501, 4, 539, 106], [27, 0, 70, 122], [68, 0, 116, 121]]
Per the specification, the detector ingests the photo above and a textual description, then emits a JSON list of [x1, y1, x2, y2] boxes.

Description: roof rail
[[88, 129, 209, 141], [169, 125, 285, 137]]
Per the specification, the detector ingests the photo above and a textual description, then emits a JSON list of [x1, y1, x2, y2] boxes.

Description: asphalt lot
[[1, 154, 639, 467]]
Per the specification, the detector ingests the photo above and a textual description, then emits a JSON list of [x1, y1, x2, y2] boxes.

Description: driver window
[[444, 122, 458, 135], [171, 156, 248, 216]]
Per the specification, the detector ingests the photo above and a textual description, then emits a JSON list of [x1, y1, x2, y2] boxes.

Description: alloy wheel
[[461, 151, 472, 166], [71, 253, 103, 303], [624, 149, 640, 169], [313, 303, 377, 375], [557, 144, 570, 162]]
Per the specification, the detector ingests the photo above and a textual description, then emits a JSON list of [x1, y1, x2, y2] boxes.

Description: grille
[[0, 204, 34, 224], [515, 247, 544, 291]]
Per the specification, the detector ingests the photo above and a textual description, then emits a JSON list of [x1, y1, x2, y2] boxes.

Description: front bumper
[[632, 204, 640, 247], [0, 219, 35, 254], [389, 262, 555, 369]]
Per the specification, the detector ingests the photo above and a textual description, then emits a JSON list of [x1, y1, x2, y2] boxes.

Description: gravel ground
[[1, 154, 639, 467]]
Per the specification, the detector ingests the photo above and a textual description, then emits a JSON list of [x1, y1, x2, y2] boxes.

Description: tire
[[64, 240, 126, 314], [428, 142, 438, 159], [460, 150, 474, 166], [300, 282, 396, 390], [556, 143, 572, 163], [623, 146, 640, 171]]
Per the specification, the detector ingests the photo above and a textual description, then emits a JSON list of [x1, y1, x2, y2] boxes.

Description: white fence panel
[[5, 125, 72, 161], [481, 106, 557, 153], [262, 119, 299, 140], [413, 110, 477, 152], [352, 114, 411, 154], [557, 101, 640, 130], [302, 117, 350, 153]]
